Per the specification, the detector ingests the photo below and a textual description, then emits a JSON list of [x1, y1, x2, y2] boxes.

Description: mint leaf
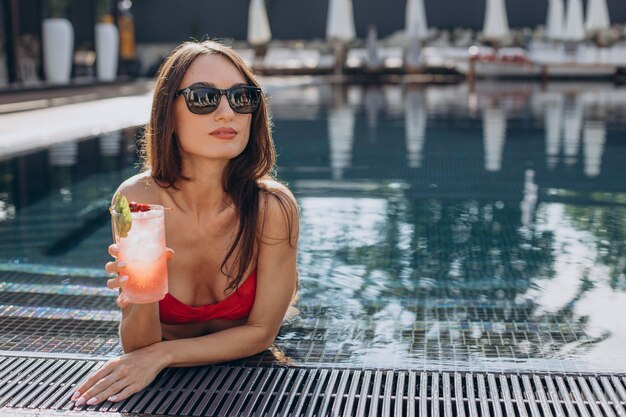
[[113, 193, 132, 239]]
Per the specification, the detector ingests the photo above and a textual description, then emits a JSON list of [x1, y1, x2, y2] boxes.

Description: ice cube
[[120, 229, 163, 261], [133, 241, 163, 261]]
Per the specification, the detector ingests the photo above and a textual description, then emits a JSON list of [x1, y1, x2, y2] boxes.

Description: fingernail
[[108, 395, 118, 402], [118, 275, 128, 283], [86, 397, 97, 406], [117, 261, 126, 267], [71, 391, 80, 401], [75, 397, 85, 407]]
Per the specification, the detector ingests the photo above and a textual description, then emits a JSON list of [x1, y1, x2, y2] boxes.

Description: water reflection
[[404, 88, 427, 168], [364, 86, 383, 142], [286, 184, 625, 371], [270, 81, 621, 188], [1, 83, 625, 372], [49, 142, 79, 167], [520, 169, 538, 228], [0, 129, 137, 265], [270, 82, 626, 372], [563, 96, 582, 166], [98, 131, 122, 157], [327, 91, 355, 180], [583, 120, 606, 177], [482, 107, 506, 172], [543, 93, 563, 170]]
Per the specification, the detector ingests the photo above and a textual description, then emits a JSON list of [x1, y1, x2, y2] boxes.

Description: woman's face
[[174, 54, 253, 163]]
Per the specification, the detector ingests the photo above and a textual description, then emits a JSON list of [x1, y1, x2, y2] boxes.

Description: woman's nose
[[213, 95, 235, 121]]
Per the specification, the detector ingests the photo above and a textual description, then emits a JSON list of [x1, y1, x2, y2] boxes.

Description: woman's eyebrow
[[186, 81, 248, 88]]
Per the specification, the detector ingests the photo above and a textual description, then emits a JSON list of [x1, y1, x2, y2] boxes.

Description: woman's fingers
[[165, 248, 175, 260], [106, 275, 128, 290], [106, 384, 140, 403], [73, 347, 164, 407], [105, 260, 126, 275], [73, 365, 130, 407], [108, 244, 119, 258], [72, 362, 114, 405], [75, 376, 129, 407], [116, 292, 130, 309]]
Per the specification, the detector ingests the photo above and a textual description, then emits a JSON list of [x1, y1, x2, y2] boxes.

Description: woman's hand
[[105, 244, 175, 308], [71, 344, 169, 407]]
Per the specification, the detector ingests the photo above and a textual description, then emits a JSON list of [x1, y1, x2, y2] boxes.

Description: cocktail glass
[[110, 204, 168, 303]]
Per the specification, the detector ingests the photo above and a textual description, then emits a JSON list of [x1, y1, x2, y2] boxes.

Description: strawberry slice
[[129, 202, 151, 212]]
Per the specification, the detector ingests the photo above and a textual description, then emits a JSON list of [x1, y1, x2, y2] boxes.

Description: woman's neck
[[174, 158, 232, 216]]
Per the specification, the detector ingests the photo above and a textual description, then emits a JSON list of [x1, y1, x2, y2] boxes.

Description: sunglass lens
[[228, 87, 261, 114], [186, 88, 219, 114]]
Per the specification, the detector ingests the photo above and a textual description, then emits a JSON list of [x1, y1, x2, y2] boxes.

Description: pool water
[[0, 81, 625, 373]]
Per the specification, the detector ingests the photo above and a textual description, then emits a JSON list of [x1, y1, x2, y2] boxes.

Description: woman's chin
[[182, 148, 245, 161]]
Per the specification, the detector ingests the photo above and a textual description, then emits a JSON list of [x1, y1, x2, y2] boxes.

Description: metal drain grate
[[0, 354, 624, 416], [0, 291, 116, 311]]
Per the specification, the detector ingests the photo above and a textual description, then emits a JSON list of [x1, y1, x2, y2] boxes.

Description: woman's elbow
[[119, 328, 162, 353], [246, 324, 278, 354], [259, 338, 275, 353], [120, 338, 161, 354], [121, 343, 138, 354]]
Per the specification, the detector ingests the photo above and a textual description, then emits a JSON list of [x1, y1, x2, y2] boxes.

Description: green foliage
[[112, 193, 132, 239], [48, 0, 69, 18], [96, 0, 114, 22]]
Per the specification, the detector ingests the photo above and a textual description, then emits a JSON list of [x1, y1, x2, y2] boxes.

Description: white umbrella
[[546, 0, 564, 40], [247, 0, 271, 46], [482, 0, 510, 40], [405, 0, 428, 39], [365, 26, 381, 70], [563, 0, 585, 41], [585, 0, 610, 33], [326, 0, 356, 41]]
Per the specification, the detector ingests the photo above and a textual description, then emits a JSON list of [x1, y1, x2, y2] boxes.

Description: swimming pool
[[0, 81, 625, 374]]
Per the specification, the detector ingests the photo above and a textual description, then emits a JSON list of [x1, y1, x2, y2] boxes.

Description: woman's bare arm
[[118, 303, 163, 352], [108, 174, 166, 352]]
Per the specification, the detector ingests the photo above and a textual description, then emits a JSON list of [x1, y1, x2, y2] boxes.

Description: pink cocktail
[[110, 203, 168, 304]]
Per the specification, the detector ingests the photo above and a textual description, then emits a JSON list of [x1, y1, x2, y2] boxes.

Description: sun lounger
[[259, 47, 334, 75], [346, 47, 404, 74], [233, 48, 256, 68]]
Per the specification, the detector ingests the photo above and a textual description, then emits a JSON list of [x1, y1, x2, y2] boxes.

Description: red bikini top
[[159, 271, 257, 324]]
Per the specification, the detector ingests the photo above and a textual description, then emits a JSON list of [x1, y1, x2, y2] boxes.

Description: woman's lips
[[209, 127, 238, 139]]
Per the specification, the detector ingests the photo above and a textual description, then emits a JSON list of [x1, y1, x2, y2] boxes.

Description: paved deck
[[0, 81, 154, 161]]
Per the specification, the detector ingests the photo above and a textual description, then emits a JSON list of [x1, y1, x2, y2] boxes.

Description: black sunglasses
[[174, 85, 262, 115]]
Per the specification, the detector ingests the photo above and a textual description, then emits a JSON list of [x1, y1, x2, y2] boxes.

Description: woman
[[71, 40, 299, 407]]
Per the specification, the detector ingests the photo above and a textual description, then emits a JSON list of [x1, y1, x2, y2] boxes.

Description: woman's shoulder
[[112, 171, 163, 205], [257, 178, 299, 242], [258, 178, 296, 201], [258, 179, 298, 213]]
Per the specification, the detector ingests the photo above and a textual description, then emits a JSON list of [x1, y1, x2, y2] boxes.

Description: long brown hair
[[140, 40, 297, 293]]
